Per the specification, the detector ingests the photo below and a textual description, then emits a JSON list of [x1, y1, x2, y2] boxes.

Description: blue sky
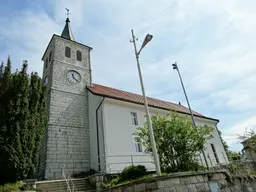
[[1, 0, 256, 151]]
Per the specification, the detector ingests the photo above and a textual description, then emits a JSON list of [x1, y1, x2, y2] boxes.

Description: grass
[[0, 181, 40, 192], [0, 181, 24, 192]]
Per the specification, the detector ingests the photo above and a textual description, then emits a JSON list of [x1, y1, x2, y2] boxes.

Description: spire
[[61, 8, 75, 41]]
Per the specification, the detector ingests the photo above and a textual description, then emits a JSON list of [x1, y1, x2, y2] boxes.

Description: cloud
[[221, 116, 256, 151], [0, 8, 60, 74], [1, 0, 256, 152]]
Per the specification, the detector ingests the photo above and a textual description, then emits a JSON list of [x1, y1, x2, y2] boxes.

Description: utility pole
[[130, 29, 161, 176], [172, 62, 209, 170]]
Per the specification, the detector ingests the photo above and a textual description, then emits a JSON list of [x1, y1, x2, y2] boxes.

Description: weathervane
[[65, 8, 71, 18]]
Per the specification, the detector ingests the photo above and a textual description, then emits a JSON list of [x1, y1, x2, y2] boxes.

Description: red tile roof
[[88, 83, 218, 121]]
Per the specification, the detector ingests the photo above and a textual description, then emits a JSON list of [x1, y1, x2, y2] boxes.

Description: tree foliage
[[238, 128, 256, 152], [134, 111, 213, 173], [0, 57, 47, 184]]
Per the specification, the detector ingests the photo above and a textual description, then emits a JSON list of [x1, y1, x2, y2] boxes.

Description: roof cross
[[65, 8, 71, 18]]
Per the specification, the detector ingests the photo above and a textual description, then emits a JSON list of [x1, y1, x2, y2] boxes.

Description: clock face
[[67, 70, 81, 84]]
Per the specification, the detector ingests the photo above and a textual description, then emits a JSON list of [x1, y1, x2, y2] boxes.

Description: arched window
[[49, 51, 52, 62], [45, 58, 48, 69], [77, 50, 82, 61], [65, 47, 71, 58]]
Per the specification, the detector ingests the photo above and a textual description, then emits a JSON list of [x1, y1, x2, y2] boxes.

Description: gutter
[[96, 97, 105, 171]]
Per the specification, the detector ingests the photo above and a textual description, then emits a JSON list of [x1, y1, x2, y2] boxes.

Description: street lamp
[[172, 62, 209, 169], [130, 29, 161, 176]]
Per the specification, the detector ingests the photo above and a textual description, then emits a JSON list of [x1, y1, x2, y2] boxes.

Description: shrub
[[0, 181, 24, 192], [120, 165, 147, 181], [72, 168, 96, 178]]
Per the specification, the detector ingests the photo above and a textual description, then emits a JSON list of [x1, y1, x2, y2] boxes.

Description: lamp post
[[172, 62, 209, 170], [130, 29, 161, 176]]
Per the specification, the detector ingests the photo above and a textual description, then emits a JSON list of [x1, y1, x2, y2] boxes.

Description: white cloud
[[1, 0, 256, 151], [221, 116, 256, 151]]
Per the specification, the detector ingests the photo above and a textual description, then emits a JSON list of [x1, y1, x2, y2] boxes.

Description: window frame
[[76, 50, 82, 61], [44, 76, 48, 84], [131, 112, 138, 125], [49, 51, 52, 62], [211, 143, 220, 164], [45, 58, 48, 69], [134, 137, 143, 152], [65, 46, 71, 58]]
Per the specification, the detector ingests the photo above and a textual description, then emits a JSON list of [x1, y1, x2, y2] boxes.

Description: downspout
[[96, 97, 105, 171]]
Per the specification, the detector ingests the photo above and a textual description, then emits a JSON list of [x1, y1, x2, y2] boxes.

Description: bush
[[72, 168, 96, 178], [0, 181, 24, 192], [120, 165, 147, 181]]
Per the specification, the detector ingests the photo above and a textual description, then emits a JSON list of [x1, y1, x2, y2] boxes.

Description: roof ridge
[[88, 83, 213, 121], [92, 83, 178, 105]]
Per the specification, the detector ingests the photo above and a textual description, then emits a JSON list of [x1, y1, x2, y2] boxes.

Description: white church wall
[[102, 98, 228, 173], [103, 98, 155, 173], [88, 91, 105, 171]]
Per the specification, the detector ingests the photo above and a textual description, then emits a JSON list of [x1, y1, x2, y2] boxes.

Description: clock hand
[[72, 73, 79, 82]]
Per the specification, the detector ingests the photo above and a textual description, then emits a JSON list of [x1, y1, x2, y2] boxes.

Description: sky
[[1, 0, 256, 152]]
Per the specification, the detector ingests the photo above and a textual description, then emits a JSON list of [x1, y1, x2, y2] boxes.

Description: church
[[38, 16, 228, 180]]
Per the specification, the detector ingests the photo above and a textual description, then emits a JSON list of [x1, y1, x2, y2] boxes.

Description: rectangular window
[[77, 50, 82, 61], [65, 47, 71, 58], [131, 112, 138, 125], [44, 76, 48, 84], [211, 143, 220, 164], [134, 137, 142, 152], [45, 58, 48, 69]]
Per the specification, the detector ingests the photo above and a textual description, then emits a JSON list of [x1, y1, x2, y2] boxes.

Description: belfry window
[[77, 50, 82, 61], [65, 47, 71, 58], [49, 51, 52, 62]]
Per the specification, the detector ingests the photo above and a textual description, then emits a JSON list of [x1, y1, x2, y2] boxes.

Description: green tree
[[0, 57, 47, 184], [134, 111, 213, 173]]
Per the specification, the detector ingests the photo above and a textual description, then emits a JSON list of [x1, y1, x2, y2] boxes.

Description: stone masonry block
[[146, 182, 158, 190], [175, 185, 189, 192], [195, 183, 206, 191], [196, 175, 205, 182], [158, 180, 171, 188], [180, 177, 191, 185], [134, 183, 146, 192], [211, 173, 221, 181], [187, 185, 197, 192], [170, 178, 180, 185], [164, 187, 177, 192], [189, 176, 197, 183]]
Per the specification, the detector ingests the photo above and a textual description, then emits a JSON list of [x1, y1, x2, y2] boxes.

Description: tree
[[134, 111, 213, 173], [238, 128, 256, 161], [0, 57, 47, 184]]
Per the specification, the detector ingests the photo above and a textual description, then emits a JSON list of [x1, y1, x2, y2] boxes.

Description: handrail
[[62, 164, 77, 192]]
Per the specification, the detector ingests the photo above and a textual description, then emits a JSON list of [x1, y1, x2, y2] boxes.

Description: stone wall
[[39, 35, 92, 180], [99, 170, 256, 192]]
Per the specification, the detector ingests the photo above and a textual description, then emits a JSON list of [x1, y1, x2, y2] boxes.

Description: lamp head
[[138, 33, 153, 55], [172, 63, 178, 70]]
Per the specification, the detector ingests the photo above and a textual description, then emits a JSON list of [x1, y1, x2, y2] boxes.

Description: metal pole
[[174, 62, 209, 170], [131, 29, 161, 176]]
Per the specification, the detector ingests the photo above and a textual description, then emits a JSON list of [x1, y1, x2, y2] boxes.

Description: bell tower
[[39, 11, 93, 179]]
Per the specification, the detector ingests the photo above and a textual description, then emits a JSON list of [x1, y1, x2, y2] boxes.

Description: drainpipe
[[96, 97, 105, 171]]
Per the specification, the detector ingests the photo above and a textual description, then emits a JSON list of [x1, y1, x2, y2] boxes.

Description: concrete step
[[36, 178, 96, 192]]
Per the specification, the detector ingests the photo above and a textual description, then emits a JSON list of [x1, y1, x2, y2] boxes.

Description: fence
[[98, 154, 155, 173]]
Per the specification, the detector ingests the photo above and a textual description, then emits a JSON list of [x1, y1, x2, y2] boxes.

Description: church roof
[[61, 18, 75, 41], [88, 83, 219, 122]]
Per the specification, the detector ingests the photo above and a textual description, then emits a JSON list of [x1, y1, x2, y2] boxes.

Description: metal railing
[[62, 164, 77, 192], [98, 154, 155, 173]]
